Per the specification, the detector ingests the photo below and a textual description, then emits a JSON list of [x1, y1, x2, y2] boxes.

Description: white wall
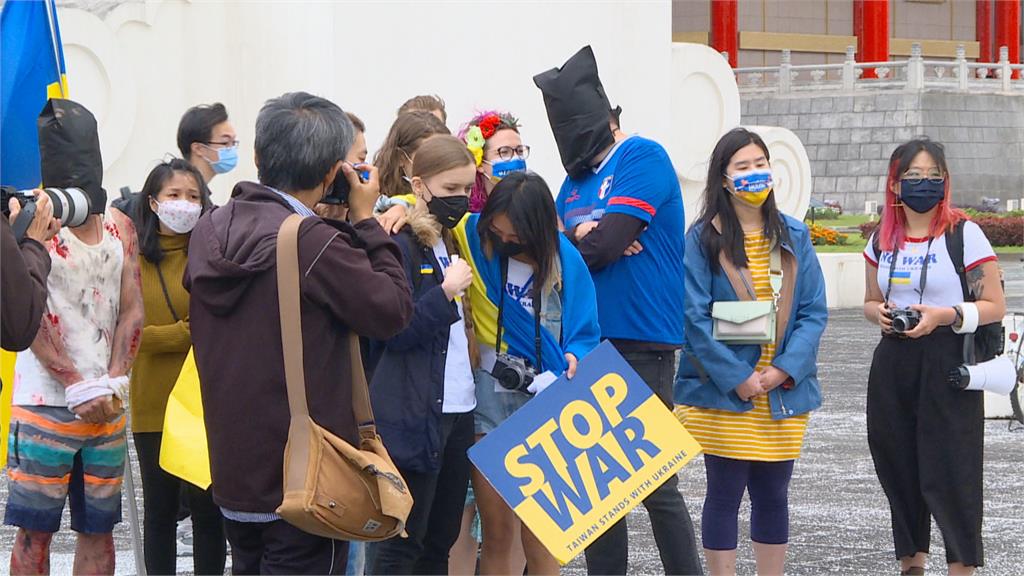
[[57, 0, 672, 204]]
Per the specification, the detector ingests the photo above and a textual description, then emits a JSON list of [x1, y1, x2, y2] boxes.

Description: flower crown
[[463, 112, 521, 166]]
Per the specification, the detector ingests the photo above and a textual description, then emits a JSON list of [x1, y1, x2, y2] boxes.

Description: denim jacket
[[674, 214, 828, 419]]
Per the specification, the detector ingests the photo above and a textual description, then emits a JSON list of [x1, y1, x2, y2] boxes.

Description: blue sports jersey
[[556, 136, 685, 345]]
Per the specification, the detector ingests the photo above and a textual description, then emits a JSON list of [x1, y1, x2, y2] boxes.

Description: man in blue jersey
[[535, 46, 701, 576]]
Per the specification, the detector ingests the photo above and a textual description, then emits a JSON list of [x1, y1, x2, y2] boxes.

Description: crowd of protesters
[[2, 45, 1005, 576]]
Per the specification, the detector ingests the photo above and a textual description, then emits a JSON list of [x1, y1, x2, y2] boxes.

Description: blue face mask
[[489, 158, 527, 181], [899, 179, 945, 213], [205, 145, 238, 174]]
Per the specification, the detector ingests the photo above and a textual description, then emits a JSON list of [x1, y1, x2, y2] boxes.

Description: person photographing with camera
[[2, 191, 60, 356], [185, 92, 413, 574], [863, 139, 1006, 576]]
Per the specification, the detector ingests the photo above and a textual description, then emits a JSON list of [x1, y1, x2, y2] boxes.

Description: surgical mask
[[486, 158, 527, 182], [427, 192, 469, 229], [490, 232, 526, 258], [154, 199, 202, 234], [204, 144, 238, 174], [728, 168, 773, 207], [899, 179, 945, 213]]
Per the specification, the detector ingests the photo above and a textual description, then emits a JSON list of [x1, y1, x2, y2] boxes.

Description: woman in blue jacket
[[368, 135, 478, 575], [675, 128, 828, 576]]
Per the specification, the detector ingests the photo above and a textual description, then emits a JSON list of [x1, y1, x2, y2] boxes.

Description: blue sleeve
[[771, 224, 829, 385], [603, 140, 675, 225], [559, 240, 602, 361], [555, 177, 571, 221], [682, 226, 758, 395]]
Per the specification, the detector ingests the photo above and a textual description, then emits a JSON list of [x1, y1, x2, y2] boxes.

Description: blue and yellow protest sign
[[469, 341, 702, 565]]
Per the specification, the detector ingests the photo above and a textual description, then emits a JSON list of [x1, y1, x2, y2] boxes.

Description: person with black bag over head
[[863, 139, 1006, 576]]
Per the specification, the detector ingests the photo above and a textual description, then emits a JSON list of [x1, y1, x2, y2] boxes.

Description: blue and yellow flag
[[1, 0, 69, 466], [1, 0, 69, 189]]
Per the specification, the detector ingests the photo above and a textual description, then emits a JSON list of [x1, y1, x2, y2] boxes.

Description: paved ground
[[2, 255, 1022, 575]]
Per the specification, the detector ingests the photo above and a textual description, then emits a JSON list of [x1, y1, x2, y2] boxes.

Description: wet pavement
[[2, 255, 1022, 575]]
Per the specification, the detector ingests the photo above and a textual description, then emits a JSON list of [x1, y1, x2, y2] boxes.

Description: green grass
[[994, 245, 1024, 254], [805, 213, 875, 228], [813, 236, 868, 253]]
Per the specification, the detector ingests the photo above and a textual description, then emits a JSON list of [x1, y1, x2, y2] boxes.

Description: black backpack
[[873, 220, 1004, 362]]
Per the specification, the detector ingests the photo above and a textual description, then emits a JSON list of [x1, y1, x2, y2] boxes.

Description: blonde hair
[[411, 135, 475, 180]]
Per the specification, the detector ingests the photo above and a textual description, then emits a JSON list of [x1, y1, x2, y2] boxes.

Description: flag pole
[[42, 0, 65, 98]]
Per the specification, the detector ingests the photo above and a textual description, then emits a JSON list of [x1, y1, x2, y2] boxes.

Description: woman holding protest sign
[[453, 171, 601, 575], [674, 128, 827, 576]]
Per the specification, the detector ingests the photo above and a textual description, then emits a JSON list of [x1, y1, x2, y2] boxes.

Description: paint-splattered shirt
[[14, 214, 125, 407]]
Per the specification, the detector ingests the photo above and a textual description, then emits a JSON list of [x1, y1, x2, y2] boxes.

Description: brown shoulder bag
[[274, 214, 413, 541]]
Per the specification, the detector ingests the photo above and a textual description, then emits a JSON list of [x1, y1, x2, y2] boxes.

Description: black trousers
[[867, 329, 984, 567], [369, 411, 475, 575], [133, 432, 226, 576], [225, 518, 348, 575], [584, 348, 704, 576]]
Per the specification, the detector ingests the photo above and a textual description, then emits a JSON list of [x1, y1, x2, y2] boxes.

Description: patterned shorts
[[4, 405, 126, 533]]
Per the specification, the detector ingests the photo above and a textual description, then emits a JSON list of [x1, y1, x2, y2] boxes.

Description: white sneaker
[[176, 518, 194, 558]]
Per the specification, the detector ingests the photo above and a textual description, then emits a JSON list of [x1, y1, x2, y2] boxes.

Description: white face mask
[[154, 199, 202, 234]]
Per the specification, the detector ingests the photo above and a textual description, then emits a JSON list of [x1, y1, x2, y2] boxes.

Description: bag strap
[[946, 219, 972, 302], [276, 216, 379, 491], [769, 244, 783, 306]]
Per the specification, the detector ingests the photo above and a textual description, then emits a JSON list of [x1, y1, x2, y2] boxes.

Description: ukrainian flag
[[1, 0, 69, 188], [1, 0, 69, 465]]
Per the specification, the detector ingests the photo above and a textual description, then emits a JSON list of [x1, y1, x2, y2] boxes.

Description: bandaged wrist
[[65, 377, 114, 411], [952, 303, 980, 334]]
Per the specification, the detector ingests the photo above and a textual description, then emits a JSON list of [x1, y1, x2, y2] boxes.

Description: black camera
[[889, 307, 922, 333], [491, 353, 536, 394], [322, 163, 370, 206], [1, 186, 92, 240]]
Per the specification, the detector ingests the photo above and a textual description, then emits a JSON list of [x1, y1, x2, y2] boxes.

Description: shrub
[[857, 217, 1022, 246], [805, 207, 841, 220]]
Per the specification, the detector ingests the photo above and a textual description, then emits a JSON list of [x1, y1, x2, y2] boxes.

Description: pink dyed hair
[[877, 139, 966, 252], [458, 110, 521, 213]]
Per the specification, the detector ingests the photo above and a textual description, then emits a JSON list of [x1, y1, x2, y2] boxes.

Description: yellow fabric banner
[[1, 350, 16, 465], [159, 348, 212, 489]]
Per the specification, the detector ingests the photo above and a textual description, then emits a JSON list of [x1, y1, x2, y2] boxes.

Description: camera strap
[[884, 237, 933, 306], [494, 257, 543, 372]]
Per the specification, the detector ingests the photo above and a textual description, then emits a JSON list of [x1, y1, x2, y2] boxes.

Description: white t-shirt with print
[[479, 258, 535, 373], [863, 221, 996, 309], [431, 240, 476, 414]]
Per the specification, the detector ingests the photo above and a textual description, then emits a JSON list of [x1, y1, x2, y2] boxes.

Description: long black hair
[[696, 127, 789, 270], [135, 159, 212, 263], [477, 172, 561, 292]]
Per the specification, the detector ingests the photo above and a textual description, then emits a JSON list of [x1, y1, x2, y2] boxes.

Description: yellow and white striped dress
[[677, 232, 810, 461]]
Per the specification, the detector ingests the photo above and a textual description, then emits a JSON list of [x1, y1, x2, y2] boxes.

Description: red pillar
[[711, 0, 738, 68], [995, 0, 1021, 77], [855, 0, 889, 78], [978, 0, 993, 63]]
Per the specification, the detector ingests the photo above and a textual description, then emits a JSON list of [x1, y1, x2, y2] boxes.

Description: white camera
[[947, 356, 1018, 396]]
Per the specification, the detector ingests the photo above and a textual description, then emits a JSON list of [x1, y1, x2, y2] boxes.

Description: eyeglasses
[[205, 139, 240, 148], [901, 172, 944, 185], [495, 145, 530, 162]]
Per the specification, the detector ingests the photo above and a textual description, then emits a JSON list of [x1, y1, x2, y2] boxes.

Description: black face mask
[[490, 232, 526, 258], [900, 179, 944, 214], [427, 194, 469, 229]]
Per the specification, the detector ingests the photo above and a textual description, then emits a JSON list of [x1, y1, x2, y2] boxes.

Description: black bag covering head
[[533, 45, 618, 179], [38, 99, 106, 214]]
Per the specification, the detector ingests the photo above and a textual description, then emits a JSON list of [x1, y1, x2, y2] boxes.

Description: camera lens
[[892, 316, 907, 332], [43, 187, 90, 228]]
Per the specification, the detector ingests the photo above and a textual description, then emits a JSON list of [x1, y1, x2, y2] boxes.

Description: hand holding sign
[[469, 341, 702, 565]]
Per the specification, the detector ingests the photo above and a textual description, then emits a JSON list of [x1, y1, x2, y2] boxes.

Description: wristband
[[951, 302, 979, 334]]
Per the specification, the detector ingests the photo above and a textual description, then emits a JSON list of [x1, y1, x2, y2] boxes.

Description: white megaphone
[[948, 356, 1019, 396]]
